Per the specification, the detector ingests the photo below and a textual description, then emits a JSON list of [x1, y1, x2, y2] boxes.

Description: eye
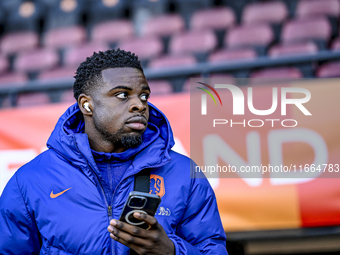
[[116, 92, 128, 99], [140, 93, 149, 102]]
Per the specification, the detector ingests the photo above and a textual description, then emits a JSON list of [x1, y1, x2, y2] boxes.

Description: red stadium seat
[[0, 31, 39, 55], [142, 14, 185, 37], [119, 37, 163, 60], [269, 42, 318, 57], [190, 7, 236, 30], [17, 92, 51, 107], [250, 67, 303, 79], [148, 80, 173, 95], [0, 72, 27, 86], [38, 67, 76, 81], [225, 24, 274, 49], [0, 55, 9, 74], [331, 37, 340, 51], [64, 42, 109, 67], [44, 26, 86, 48], [209, 49, 256, 62], [281, 17, 331, 44], [91, 20, 134, 43], [169, 30, 217, 55], [296, 0, 340, 18], [148, 55, 196, 69], [242, 1, 288, 24], [317, 61, 340, 77], [15, 48, 59, 72]]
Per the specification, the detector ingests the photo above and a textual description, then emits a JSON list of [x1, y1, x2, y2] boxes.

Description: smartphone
[[119, 191, 161, 229]]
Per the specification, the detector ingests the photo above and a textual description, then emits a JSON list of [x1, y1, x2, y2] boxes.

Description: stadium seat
[[225, 24, 274, 49], [0, 72, 27, 86], [0, 31, 39, 55], [269, 42, 318, 57], [87, 0, 128, 24], [148, 55, 196, 69], [242, 1, 288, 24], [0, 55, 9, 74], [147, 80, 173, 95], [14, 48, 59, 73], [190, 7, 236, 30], [316, 61, 340, 78], [331, 37, 340, 51], [119, 37, 163, 60], [38, 67, 76, 81], [60, 89, 76, 103], [169, 30, 217, 55], [250, 67, 303, 79], [43, 26, 86, 48], [209, 49, 256, 62], [64, 42, 109, 67], [5, 1, 42, 32], [281, 17, 331, 44], [296, 0, 340, 18], [91, 20, 134, 44], [142, 14, 185, 37], [17, 92, 51, 107], [45, 0, 84, 30]]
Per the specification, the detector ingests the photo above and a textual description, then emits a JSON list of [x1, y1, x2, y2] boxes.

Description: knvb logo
[[197, 83, 312, 116]]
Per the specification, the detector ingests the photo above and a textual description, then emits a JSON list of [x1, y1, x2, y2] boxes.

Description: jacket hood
[[47, 102, 175, 179]]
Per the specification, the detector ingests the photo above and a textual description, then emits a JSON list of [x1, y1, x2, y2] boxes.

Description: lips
[[125, 116, 148, 131]]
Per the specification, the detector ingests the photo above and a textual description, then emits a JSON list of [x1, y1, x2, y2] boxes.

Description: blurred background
[[0, 0, 340, 254], [0, 0, 339, 106]]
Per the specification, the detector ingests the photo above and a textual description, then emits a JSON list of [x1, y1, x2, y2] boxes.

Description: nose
[[129, 95, 147, 113]]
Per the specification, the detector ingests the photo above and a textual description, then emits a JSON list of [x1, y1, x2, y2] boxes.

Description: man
[[0, 49, 227, 254]]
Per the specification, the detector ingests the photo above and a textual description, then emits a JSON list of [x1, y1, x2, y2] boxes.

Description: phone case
[[119, 191, 161, 229]]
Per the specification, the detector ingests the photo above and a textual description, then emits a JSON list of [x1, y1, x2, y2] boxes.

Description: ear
[[78, 94, 93, 116]]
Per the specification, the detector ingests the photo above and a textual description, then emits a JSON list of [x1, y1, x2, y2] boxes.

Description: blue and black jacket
[[0, 103, 227, 254]]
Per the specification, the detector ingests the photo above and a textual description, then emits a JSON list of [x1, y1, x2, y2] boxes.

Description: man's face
[[89, 67, 150, 150]]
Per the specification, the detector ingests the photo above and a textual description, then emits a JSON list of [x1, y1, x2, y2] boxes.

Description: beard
[[93, 119, 143, 149]]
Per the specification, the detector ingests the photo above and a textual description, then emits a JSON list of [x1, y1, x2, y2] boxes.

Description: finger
[[110, 219, 148, 238], [133, 212, 158, 227], [109, 232, 141, 252], [110, 226, 152, 247]]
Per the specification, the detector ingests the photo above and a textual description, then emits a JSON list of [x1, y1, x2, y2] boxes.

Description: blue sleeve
[[0, 174, 41, 254], [168, 162, 228, 255]]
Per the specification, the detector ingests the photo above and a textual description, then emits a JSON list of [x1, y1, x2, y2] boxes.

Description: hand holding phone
[[119, 191, 161, 229]]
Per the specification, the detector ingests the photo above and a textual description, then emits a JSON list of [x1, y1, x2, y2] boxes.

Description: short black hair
[[73, 48, 143, 100]]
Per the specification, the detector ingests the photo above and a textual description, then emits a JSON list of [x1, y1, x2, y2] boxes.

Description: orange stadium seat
[[269, 42, 318, 57], [0, 31, 39, 55], [316, 61, 340, 78], [148, 55, 196, 69], [43, 26, 86, 49], [242, 1, 288, 24], [281, 17, 332, 44], [14, 48, 59, 73], [91, 20, 134, 44], [209, 48, 257, 62], [296, 0, 340, 18], [119, 37, 163, 61], [169, 30, 217, 55], [190, 7, 236, 30]]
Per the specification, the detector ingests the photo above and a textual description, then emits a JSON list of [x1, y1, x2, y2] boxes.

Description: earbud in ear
[[83, 102, 91, 112]]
